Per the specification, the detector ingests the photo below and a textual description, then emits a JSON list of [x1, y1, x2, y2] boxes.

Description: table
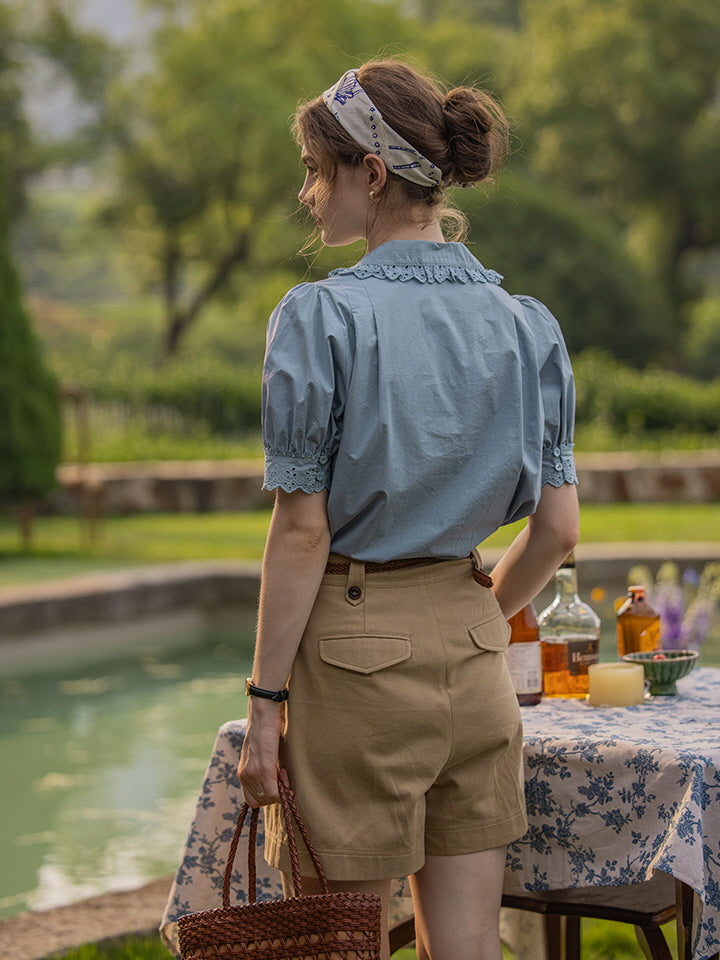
[[160, 667, 720, 960]]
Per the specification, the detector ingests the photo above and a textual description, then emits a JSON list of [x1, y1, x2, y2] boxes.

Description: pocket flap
[[319, 636, 411, 674], [468, 612, 510, 652]]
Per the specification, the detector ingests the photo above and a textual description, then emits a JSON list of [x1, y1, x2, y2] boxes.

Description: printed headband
[[322, 70, 442, 188]]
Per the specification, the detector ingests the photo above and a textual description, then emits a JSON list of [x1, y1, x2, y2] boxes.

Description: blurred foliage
[[504, 0, 720, 328], [52, 342, 720, 457], [684, 297, 720, 382], [409, 0, 522, 28], [574, 349, 720, 435], [1, 0, 118, 211], [100, 0, 418, 360], [0, 156, 61, 521], [7, 0, 720, 381], [0, 2, 33, 219], [462, 171, 671, 364], [0, 0, 117, 536], [85, 354, 261, 434]]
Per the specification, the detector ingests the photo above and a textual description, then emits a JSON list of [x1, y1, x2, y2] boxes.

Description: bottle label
[[566, 636, 600, 676], [507, 641, 543, 694]]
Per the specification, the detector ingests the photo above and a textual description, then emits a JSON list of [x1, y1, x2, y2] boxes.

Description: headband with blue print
[[322, 70, 442, 188]]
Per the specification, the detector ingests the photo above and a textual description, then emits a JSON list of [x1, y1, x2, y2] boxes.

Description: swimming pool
[[0, 613, 255, 920]]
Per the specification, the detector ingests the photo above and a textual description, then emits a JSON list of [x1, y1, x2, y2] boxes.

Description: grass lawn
[[1, 503, 718, 587]]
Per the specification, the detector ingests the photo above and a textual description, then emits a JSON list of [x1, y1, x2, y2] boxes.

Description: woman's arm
[[237, 487, 331, 806], [491, 482, 579, 619]]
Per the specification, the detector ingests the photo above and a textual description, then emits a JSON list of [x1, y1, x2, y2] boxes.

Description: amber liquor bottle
[[538, 553, 601, 698], [507, 604, 543, 705], [616, 585, 661, 656]]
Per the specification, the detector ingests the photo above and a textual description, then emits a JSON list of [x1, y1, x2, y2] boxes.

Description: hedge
[[88, 356, 261, 435], [573, 350, 720, 434], [83, 349, 719, 440]]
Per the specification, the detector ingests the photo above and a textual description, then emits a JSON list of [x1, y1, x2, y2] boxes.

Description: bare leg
[[282, 873, 393, 960], [409, 847, 507, 960]]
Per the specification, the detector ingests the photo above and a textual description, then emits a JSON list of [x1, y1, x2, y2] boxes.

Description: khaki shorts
[[264, 555, 527, 881]]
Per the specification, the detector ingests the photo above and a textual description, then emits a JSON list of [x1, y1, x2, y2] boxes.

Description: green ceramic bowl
[[621, 649, 699, 696]]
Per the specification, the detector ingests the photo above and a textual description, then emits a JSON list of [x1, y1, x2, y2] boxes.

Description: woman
[[238, 60, 579, 960]]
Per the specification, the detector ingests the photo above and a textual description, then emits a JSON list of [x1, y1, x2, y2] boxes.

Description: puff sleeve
[[262, 282, 350, 493], [515, 296, 578, 488]]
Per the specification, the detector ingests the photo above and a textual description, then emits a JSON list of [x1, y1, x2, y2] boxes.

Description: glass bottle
[[507, 603, 543, 706], [616, 585, 661, 656], [538, 552, 601, 698]]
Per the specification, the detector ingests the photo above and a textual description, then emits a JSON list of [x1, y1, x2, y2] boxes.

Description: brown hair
[[293, 59, 510, 240]]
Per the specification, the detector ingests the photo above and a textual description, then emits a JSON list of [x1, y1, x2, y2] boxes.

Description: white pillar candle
[[587, 662, 645, 707]]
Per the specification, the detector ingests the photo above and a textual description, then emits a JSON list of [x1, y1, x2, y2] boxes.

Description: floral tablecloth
[[161, 667, 720, 960]]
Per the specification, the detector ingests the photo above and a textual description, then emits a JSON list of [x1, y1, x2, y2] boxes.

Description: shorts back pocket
[[468, 611, 510, 653], [318, 635, 411, 674]]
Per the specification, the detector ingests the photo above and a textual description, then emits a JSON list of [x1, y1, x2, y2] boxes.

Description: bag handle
[[222, 780, 329, 908]]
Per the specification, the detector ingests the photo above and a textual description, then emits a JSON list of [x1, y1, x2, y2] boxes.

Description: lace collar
[[328, 240, 503, 285]]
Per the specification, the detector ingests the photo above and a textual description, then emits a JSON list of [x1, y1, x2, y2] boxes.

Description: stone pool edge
[[0, 875, 174, 960], [2, 544, 719, 653], [0, 560, 263, 673]]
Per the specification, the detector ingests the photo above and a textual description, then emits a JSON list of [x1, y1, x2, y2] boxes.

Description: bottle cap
[[560, 550, 576, 568]]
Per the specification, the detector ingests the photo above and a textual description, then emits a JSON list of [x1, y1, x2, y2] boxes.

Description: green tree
[[413, 0, 522, 28], [0, 155, 61, 546], [103, 0, 415, 362], [2, 0, 118, 206], [504, 0, 720, 348], [0, 0, 112, 543], [0, 1, 34, 219], [463, 171, 671, 363], [685, 297, 720, 381]]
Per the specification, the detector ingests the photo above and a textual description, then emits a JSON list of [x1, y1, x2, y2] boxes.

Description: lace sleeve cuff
[[541, 442, 578, 487], [263, 450, 332, 494]]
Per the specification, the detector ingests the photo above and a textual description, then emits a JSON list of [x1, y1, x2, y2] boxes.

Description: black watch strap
[[245, 679, 289, 702]]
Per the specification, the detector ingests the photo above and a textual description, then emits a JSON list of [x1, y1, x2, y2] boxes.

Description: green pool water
[[0, 615, 255, 920]]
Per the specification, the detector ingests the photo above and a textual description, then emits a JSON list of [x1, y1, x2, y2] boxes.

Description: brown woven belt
[[325, 556, 444, 575], [325, 555, 494, 587]]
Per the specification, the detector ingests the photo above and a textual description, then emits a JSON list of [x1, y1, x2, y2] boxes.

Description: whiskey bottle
[[538, 553, 601, 698], [616, 585, 661, 656], [507, 603, 543, 706]]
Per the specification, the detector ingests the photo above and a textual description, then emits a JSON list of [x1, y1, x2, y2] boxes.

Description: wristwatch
[[245, 679, 289, 702]]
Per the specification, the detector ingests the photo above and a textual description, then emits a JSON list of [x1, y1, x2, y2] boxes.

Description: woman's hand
[[237, 699, 287, 807]]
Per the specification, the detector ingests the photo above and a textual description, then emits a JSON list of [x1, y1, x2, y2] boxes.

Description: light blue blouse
[[262, 240, 578, 561]]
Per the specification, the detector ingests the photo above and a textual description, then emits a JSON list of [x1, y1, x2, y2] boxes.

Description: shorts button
[[347, 586, 362, 600]]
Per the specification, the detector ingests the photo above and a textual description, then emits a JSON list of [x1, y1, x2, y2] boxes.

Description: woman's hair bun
[[442, 86, 509, 185]]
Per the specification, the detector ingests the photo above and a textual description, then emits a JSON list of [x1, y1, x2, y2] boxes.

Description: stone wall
[[575, 451, 720, 504], [51, 459, 274, 515], [47, 451, 720, 515]]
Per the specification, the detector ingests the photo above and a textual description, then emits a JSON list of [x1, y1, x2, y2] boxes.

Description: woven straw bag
[[177, 780, 382, 960]]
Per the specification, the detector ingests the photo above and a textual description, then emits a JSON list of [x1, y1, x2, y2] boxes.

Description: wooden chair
[[501, 871, 677, 960], [386, 871, 719, 960]]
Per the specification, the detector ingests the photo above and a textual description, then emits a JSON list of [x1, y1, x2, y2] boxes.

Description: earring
[[369, 190, 378, 203]]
